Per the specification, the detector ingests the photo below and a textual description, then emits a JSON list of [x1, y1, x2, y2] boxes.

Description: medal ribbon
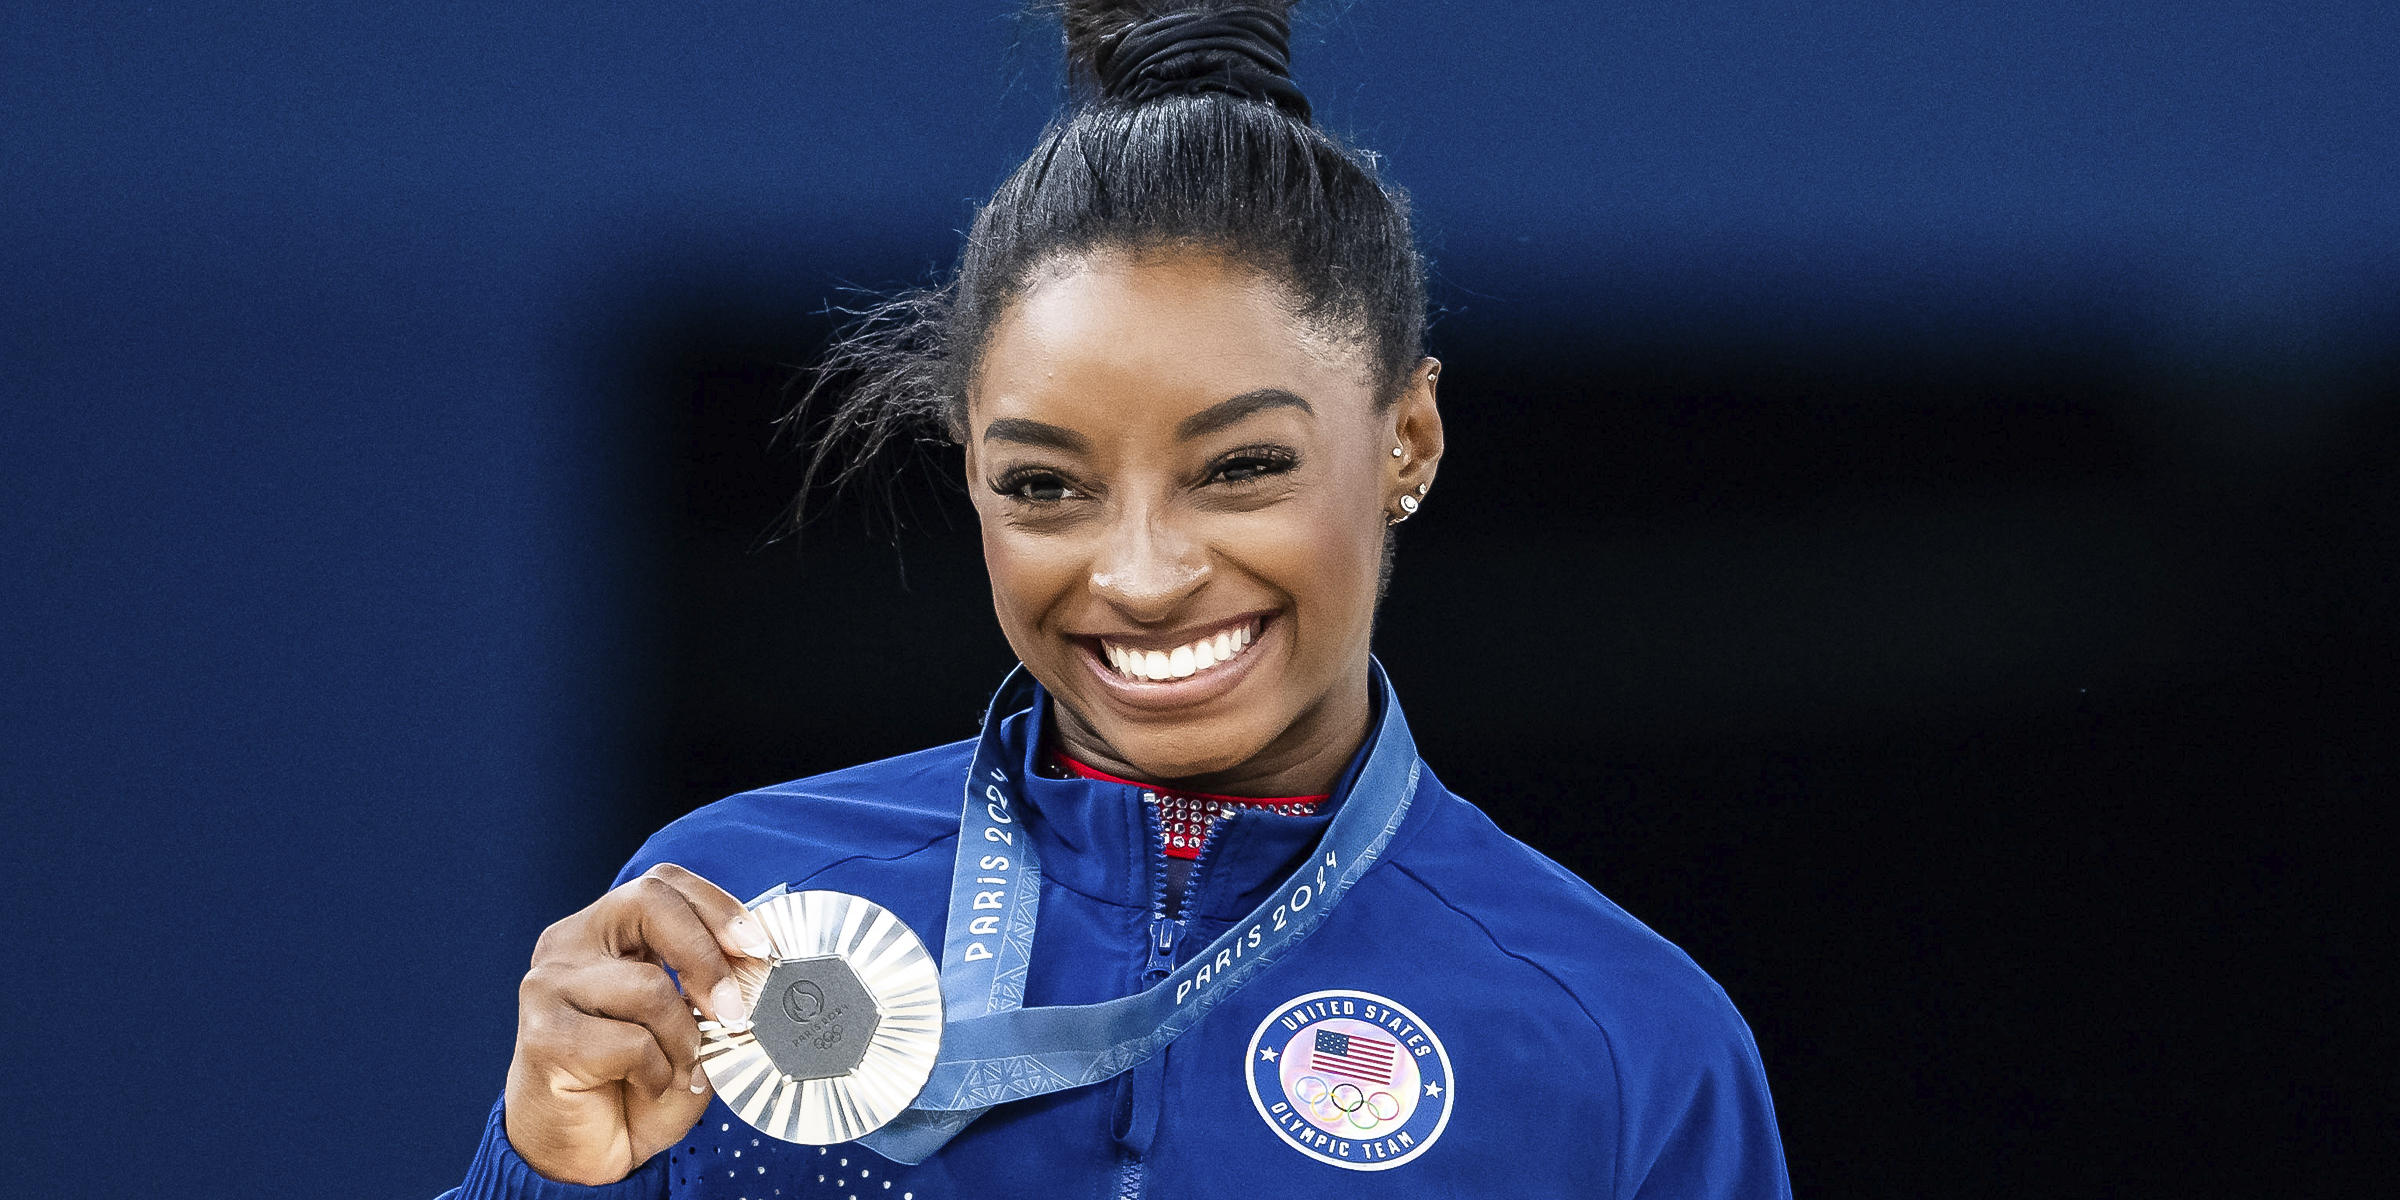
[[855, 660, 1422, 1163]]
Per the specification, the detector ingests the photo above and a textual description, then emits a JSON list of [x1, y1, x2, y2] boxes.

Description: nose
[[1087, 499, 1209, 623]]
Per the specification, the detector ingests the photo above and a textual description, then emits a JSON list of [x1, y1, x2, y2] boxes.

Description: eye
[[1209, 447, 1298, 485], [993, 469, 1079, 503]]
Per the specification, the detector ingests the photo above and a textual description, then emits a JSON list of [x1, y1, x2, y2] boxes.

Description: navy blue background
[[3, 2, 2391, 1196]]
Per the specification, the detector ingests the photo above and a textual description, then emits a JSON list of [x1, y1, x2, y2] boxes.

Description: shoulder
[[613, 738, 972, 904], [1382, 769, 1777, 1106], [1385, 772, 1747, 1038], [1379, 768, 1789, 1195]]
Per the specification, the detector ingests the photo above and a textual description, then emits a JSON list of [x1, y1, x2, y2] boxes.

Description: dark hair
[[790, 0, 1426, 522]]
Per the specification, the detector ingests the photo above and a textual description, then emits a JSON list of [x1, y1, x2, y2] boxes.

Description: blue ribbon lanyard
[[856, 661, 1422, 1163]]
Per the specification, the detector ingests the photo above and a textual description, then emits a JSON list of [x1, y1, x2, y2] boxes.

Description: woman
[[450, 3, 1789, 1196]]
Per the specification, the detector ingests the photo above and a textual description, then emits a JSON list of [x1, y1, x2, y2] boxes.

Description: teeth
[[1102, 620, 1261, 683]]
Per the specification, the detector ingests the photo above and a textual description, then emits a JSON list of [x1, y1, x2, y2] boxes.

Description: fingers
[[506, 1004, 706, 1187], [628, 1066, 716, 1169], [533, 1005, 682, 1099], [603, 876, 749, 1031], [642, 863, 778, 963], [561, 956, 707, 1082], [507, 864, 766, 1187], [520, 954, 694, 1081]]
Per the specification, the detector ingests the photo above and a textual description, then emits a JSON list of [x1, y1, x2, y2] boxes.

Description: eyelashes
[[989, 445, 1301, 506], [1209, 445, 1299, 484], [991, 468, 1078, 503]]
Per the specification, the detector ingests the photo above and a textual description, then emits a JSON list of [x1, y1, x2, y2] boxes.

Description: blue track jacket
[[448, 680, 1790, 1199]]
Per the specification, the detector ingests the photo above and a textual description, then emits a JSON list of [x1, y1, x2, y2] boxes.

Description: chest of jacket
[[664, 848, 1618, 1200]]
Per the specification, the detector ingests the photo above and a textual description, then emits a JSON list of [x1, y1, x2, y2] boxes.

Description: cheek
[[1304, 457, 1393, 623], [1234, 469, 1386, 631], [978, 514, 1077, 644], [978, 519, 1032, 628]]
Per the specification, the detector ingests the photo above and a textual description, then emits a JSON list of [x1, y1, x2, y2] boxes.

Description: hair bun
[[1087, 5, 1311, 122]]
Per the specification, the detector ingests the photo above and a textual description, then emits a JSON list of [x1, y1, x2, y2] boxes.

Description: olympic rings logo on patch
[[1246, 990, 1453, 1171]]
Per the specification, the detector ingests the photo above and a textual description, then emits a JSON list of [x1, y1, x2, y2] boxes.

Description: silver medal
[[699, 890, 943, 1144]]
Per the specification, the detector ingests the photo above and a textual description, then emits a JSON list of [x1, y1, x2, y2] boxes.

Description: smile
[[1099, 617, 1263, 683]]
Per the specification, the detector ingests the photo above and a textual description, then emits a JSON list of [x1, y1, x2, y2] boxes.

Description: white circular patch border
[[1245, 989, 1454, 1171]]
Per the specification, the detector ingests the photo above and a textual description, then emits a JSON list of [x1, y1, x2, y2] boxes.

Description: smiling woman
[[971, 251, 1434, 794], [444, 4, 1789, 1199]]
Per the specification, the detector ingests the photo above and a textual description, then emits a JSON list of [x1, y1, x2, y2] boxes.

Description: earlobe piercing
[[1398, 495, 1419, 514], [1391, 446, 1404, 458], [1416, 483, 1429, 495]]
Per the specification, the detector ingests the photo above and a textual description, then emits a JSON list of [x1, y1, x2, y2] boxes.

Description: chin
[[1106, 717, 1280, 782], [1045, 677, 1288, 783]]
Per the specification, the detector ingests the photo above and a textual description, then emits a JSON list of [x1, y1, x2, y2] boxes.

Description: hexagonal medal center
[[748, 955, 881, 1081]]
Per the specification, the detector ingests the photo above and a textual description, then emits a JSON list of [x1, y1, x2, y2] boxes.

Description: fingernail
[[690, 1063, 710, 1094], [728, 917, 774, 960], [711, 980, 750, 1032]]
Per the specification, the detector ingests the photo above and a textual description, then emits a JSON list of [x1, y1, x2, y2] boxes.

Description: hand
[[502, 863, 778, 1185]]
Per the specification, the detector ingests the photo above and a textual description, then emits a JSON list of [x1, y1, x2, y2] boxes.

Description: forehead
[[972, 249, 1375, 431]]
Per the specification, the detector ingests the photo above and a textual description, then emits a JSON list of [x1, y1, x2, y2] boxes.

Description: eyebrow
[[1174, 388, 1314, 441], [980, 388, 1315, 452], [980, 417, 1091, 453]]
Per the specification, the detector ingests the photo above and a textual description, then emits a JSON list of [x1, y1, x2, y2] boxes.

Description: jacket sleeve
[[438, 1096, 671, 1200]]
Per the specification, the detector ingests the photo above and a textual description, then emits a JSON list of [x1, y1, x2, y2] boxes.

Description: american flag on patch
[[1310, 1028, 1398, 1087]]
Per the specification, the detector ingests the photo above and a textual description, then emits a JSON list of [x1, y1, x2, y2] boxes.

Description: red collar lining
[[1048, 750, 1329, 809]]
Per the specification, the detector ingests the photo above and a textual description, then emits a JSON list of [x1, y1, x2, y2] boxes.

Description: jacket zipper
[[1143, 787, 1226, 974], [1120, 793, 1226, 1199], [1146, 913, 1180, 981]]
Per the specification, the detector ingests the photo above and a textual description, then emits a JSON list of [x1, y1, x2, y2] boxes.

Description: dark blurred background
[[3, 2, 2392, 1197]]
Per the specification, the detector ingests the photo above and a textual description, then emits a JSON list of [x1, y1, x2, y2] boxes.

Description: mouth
[[1092, 616, 1267, 684]]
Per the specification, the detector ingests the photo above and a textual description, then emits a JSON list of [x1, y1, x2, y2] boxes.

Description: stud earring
[[1391, 446, 1404, 458], [1416, 483, 1429, 496], [1398, 495, 1419, 514]]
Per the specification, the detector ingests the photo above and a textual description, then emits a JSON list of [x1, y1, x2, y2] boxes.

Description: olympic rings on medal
[[697, 890, 942, 1143]]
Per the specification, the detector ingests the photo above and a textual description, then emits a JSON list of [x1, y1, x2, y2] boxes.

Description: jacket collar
[[995, 673, 1383, 922]]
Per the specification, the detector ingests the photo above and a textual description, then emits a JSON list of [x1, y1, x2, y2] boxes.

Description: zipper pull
[[1146, 916, 1180, 979]]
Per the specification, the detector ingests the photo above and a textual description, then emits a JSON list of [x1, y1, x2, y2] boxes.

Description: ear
[[1385, 357, 1445, 508]]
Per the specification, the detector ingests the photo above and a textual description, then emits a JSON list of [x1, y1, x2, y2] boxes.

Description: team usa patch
[[1247, 990, 1453, 1171]]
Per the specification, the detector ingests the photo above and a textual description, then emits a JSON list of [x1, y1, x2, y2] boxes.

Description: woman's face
[[964, 248, 1441, 795]]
